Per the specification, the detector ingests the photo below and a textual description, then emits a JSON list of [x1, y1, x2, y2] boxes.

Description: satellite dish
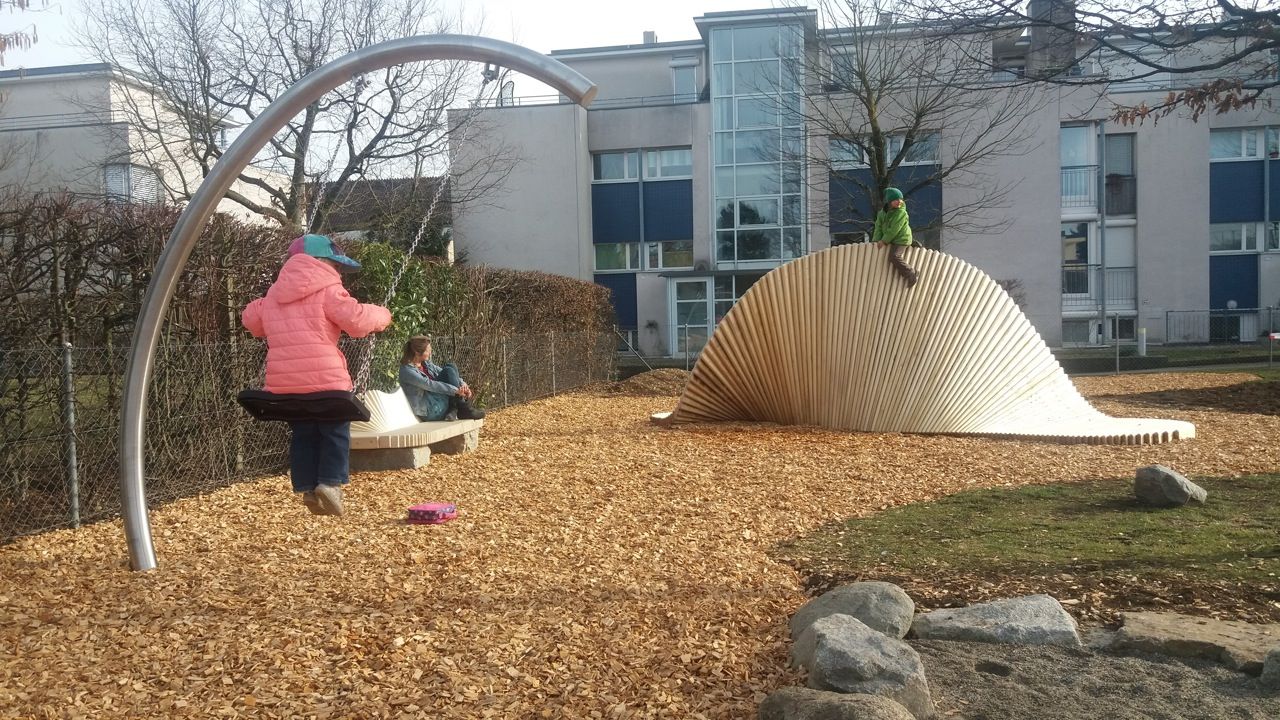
[[499, 81, 515, 107]]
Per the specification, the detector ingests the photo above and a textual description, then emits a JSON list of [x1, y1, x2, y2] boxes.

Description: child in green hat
[[871, 187, 919, 288]]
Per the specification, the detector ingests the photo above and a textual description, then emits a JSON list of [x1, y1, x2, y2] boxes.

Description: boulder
[[1106, 612, 1280, 675], [792, 614, 933, 718], [758, 687, 915, 720], [909, 595, 1081, 647], [1261, 647, 1280, 691], [790, 582, 916, 640], [1134, 465, 1207, 507]]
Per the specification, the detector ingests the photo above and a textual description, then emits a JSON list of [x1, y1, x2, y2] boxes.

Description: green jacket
[[872, 201, 913, 247]]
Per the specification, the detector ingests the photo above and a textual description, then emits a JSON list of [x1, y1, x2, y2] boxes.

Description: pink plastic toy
[[408, 502, 457, 525]]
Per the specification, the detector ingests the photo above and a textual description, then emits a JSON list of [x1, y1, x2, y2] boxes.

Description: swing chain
[[352, 65, 500, 391]]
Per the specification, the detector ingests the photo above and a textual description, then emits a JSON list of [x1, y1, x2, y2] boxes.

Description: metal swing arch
[[120, 35, 597, 571]]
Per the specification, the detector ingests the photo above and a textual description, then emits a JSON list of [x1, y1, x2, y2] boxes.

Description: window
[[1269, 222, 1280, 251], [597, 241, 694, 271], [1104, 134, 1134, 176], [714, 273, 766, 323], [1110, 316, 1136, 341], [643, 148, 693, 179], [1062, 222, 1090, 294], [104, 164, 161, 204], [1210, 223, 1260, 252], [829, 137, 863, 167], [1104, 134, 1136, 215], [1060, 125, 1093, 167], [594, 243, 641, 271], [829, 133, 940, 168], [1209, 128, 1262, 160], [710, 21, 807, 268], [672, 63, 697, 103], [647, 240, 694, 269], [991, 61, 1025, 81], [914, 227, 941, 250], [897, 134, 940, 164], [592, 151, 639, 181], [1062, 319, 1093, 346], [831, 231, 868, 245]]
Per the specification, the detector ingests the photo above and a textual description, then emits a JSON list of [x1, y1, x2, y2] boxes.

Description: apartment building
[[451, 6, 1280, 353]]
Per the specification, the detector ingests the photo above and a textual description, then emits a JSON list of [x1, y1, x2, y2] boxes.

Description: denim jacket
[[398, 362, 458, 421]]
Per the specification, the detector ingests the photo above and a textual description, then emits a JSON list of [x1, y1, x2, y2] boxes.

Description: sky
[[4, 0, 802, 95]]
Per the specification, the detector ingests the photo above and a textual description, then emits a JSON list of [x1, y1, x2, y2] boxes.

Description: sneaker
[[314, 484, 345, 516], [301, 490, 324, 515]]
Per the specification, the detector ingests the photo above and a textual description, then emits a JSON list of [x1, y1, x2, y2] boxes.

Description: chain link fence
[[1, 332, 615, 543], [1054, 310, 1280, 375]]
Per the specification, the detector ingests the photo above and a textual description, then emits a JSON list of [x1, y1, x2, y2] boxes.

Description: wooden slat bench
[[348, 388, 483, 472]]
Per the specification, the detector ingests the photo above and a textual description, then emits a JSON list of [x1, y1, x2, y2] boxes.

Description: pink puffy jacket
[[242, 254, 392, 394]]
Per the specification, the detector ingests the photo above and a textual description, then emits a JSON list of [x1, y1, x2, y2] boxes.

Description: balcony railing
[[1062, 265, 1136, 311], [1061, 165, 1097, 209], [470, 92, 700, 110]]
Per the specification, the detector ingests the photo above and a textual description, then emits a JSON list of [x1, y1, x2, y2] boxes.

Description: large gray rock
[[1261, 647, 1280, 690], [910, 595, 1081, 648], [1105, 612, 1280, 675], [790, 582, 916, 640], [792, 615, 933, 719], [759, 687, 915, 720], [1134, 465, 1207, 507]]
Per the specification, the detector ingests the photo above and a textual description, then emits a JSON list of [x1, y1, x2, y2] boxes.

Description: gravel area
[[0, 371, 1276, 718]]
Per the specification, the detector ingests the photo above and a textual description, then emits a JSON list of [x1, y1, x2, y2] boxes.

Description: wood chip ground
[[1, 371, 1277, 718]]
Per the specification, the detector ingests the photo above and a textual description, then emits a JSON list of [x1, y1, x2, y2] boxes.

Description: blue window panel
[[592, 183, 641, 244], [1209, 254, 1258, 309], [1270, 161, 1280, 220], [1209, 161, 1264, 223], [828, 165, 942, 235], [642, 179, 693, 242], [594, 272, 638, 329]]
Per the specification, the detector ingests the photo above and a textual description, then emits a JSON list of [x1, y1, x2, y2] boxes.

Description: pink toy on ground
[[408, 502, 457, 525]]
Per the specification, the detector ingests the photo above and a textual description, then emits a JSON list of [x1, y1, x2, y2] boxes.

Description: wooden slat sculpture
[[656, 243, 1194, 445]]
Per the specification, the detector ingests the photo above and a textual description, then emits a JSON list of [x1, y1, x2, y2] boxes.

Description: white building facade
[[0, 63, 276, 221]]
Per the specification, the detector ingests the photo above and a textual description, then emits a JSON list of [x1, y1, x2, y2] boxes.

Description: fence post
[[550, 331, 557, 394], [502, 339, 509, 407], [684, 319, 690, 371], [60, 342, 80, 528], [1114, 322, 1121, 375]]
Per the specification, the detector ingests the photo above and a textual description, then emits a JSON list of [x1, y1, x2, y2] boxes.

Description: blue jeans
[[420, 363, 464, 421], [288, 421, 351, 492]]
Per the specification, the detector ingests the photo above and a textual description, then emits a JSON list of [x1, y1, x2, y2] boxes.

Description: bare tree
[[790, 0, 1042, 243], [895, 0, 1280, 123], [77, 0, 513, 230], [0, 0, 42, 65]]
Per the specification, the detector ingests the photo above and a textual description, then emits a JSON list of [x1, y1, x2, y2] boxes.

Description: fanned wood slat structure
[[658, 243, 1195, 445]]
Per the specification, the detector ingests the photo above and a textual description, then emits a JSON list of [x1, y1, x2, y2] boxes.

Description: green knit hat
[[884, 187, 904, 202]]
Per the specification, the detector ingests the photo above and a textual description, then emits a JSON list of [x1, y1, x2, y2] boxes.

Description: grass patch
[[776, 475, 1280, 623]]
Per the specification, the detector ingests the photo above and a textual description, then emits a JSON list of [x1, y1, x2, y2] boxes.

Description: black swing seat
[[236, 389, 371, 423]]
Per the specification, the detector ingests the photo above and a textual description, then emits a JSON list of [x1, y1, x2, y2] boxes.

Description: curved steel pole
[[121, 35, 596, 570]]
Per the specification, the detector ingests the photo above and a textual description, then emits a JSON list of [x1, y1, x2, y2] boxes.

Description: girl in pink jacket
[[242, 234, 392, 516]]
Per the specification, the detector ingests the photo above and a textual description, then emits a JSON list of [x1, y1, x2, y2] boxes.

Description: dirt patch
[[603, 368, 691, 396]]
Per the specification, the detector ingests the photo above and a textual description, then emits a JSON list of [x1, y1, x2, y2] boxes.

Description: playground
[[2, 369, 1277, 718]]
